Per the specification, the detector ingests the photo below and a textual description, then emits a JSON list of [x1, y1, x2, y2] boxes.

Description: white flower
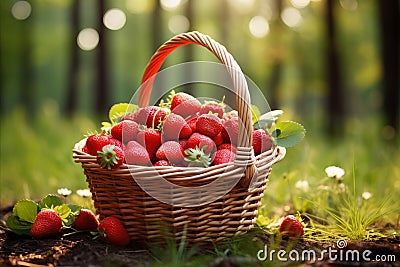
[[338, 183, 346, 192], [362, 191, 372, 200], [57, 188, 72, 197], [295, 180, 309, 192], [76, 189, 92, 198], [325, 166, 345, 180]]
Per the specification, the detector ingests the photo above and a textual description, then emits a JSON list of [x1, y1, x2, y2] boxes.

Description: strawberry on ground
[[185, 133, 216, 154], [74, 209, 99, 231], [30, 209, 62, 238], [124, 141, 152, 166], [111, 120, 139, 143], [196, 113, 223, 138], [279, 215, 304, 238], [98, 216, 130, 246], [97, 145, 125, 170], [170, 92, 201, 119], [162, 113, 192, 140], [212, 149, 235, 165], [252, 129, 272, 155], [156, 141, 185, 165], [136, 128, 161, 162]]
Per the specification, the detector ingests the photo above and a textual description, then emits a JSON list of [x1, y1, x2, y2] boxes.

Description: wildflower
[[57, 188, 72, 197], [295, 180, 309, 192], [362, 191, 372, 200], [76, 189, 92, 198], [325, 166, 345, 180]]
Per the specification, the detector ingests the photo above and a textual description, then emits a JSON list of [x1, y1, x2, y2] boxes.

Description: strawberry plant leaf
[[39, 194, 63, 209], [272, 121, 305, 147], [259, 110, 284, 122], [54, 204, 72, 226], [13, 199, 38, 223], [6, 214, 33, 235]]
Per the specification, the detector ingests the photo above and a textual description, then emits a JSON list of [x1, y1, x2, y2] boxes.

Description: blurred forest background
[[0, 0, 399, 204]]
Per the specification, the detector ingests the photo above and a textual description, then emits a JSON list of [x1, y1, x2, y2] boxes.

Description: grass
[[1, 102, 399, 265]]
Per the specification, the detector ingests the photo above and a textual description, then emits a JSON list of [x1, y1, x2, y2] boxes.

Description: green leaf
[[108, 103, 138, 124], [6, 214, 33, 235], [68, 204, 82, 214], [272, 121, 306, 147], [54, 204, 72, 226], [39, 194, 63, 209], [251, 105, 261, 125], [253, 110, 284, 129], [13, 199, 38, 223]]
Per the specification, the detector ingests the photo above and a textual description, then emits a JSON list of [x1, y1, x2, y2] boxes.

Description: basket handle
[[139, 31, 253, 150]]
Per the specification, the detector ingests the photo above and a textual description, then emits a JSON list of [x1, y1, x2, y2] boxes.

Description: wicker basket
[[73, 31, 286, 244]]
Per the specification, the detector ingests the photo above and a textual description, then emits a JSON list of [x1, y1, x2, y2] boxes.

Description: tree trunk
[[325, 0, 344, 137], [66, 0, 80, 116], [96, 0, 108, 116], [378, 0, 400, 138]]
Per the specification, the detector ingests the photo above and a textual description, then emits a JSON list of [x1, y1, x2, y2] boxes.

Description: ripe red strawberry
[[185, 133, 216, 154], [170, 92, 201, 119], [212, 149, 236, 165], [186, 115, 198, 132], [222, 117, 239, 145], [153, 160, 172, 166], [196, 114, 223, 138], [74, 209, 99, 231], [124, 141, 152, 166], [217, 143, 237, 153], [82, 145, 89, 154], [213, 132, 224, 146], [279, 215, 304, 238], [252, 129, 272, 155], [97, 145, 125, 170], [111, 120, 139, 143], [136, 128, 162, 162], [184, 146, 211, 167], [199, 101, 225, 118], [178, 139, 188, 148], [98, 216, 130, 246], [162, 113, 192, 140], [30, 209, 62, 238], [86, 134, 111, 156], [126, 106, 168, 129], [156, 141, 185, 165]]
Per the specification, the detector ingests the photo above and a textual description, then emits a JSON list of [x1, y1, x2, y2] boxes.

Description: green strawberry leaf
[[108, 103, 138, 124], [253, 110, 284, 130], [54, 204, 72, 226], [13, 199, 38, 223], [272, 121, 306, 147], [39, 194, 63, 209], [6, 214, 33, 235]]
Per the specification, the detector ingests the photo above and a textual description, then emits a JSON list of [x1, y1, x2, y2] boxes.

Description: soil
[[1, 208, 399, 267]]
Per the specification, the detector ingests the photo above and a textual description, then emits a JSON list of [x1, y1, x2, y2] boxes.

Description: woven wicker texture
[[73, 31, 286, 244]]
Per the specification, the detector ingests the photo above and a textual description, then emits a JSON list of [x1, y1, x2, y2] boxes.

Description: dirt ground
[[1, 210, 399, 267]]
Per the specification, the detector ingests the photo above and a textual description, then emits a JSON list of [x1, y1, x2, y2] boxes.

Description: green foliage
[[271, 121, 306, 148]]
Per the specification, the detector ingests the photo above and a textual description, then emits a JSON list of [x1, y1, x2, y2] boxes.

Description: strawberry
[[186, 115, 198, 132], [196, 114, 223, 138], [97, 144, 125, 170], [184, 146, 212, 167], [30, 209, 62, 238], [170, 92, 201, 119], [185, 133, 216, 154], [74, 209, 99, 231], [222, 117, 239, 145], [279, 215, 304, 238], [136, 128, 162, 162], [213, 132, 224, 146], [252, 129, 272, 155], [162, 113, 192, 141], [86, 134, 111, 156], [199, 100, 225, 118], [212, 149, 236, 165], [153, 160, 172, 166], [156, 141, 185, 165], [111, 120, 139, 143], [178, 139, 188, 149], [82, 145, 89, 154], [99, 216, 130, 246], [126, 106, 168, 129], [218, 143, 237, 153], [124, 141, 152, 166]]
